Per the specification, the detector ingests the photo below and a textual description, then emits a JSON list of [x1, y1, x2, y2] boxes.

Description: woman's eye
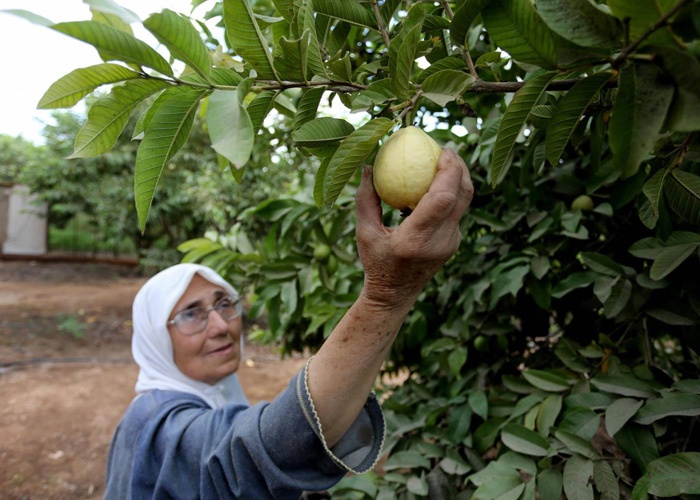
[[180, 308, 202, 322], [217, 298, 233, 309]]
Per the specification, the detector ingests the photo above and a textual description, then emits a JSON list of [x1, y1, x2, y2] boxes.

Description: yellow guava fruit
[[571, 195, 594, 211], [373, 126, 442, 211]]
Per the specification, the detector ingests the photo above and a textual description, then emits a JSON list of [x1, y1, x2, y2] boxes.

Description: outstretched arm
[[307, 148, 474, 446]]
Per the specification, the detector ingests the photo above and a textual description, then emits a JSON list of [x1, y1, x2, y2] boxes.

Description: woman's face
[[167, 274, 242, 385]]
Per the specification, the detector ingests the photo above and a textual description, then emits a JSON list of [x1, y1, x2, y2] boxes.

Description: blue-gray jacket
[[105, 363, 385, 499]]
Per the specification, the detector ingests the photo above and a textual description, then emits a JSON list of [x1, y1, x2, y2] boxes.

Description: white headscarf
[[131, 263, 249, 409]]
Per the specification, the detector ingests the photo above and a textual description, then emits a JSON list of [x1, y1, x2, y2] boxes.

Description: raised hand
[[355, 148, 474, 309]]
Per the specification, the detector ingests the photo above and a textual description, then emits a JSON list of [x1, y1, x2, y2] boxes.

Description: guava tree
[[11, 0, 700, 496]]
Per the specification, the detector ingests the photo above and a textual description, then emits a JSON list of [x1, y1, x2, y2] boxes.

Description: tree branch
[[467, 77, 618, 94], [371, 0, 391, 49], [612, 0, 692, 67], [257, 80, 366, 92]]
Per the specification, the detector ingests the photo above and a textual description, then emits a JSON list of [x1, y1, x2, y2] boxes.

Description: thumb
[[355, 165, 383, 232]]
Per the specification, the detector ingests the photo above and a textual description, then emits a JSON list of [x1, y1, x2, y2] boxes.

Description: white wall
[[1, 184, 47, 255]]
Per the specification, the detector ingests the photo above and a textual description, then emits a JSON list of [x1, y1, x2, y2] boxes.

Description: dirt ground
[[0, 260, 308, 499]]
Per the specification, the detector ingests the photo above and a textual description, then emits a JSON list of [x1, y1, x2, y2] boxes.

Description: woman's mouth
[[207, 343, 234, 356]]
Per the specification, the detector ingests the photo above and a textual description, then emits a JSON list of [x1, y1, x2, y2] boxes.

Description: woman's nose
[[205, 309, 229, 335]]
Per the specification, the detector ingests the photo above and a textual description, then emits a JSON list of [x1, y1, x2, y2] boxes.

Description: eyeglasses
[[167, 295, 243, 336]]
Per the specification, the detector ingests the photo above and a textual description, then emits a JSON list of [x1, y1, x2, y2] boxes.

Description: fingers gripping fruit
[[373, 126, 442, 211]]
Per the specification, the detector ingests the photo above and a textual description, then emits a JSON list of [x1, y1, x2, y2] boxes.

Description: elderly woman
[[105, 150, 473, 499]]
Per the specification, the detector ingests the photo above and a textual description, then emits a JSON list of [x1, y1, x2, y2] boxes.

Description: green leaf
[[593, 460, 620, 500], [635, 394, 700, 425], [490, 264, 530, 307], [52, 21, 173, 76], [293, 88, 325, 130], [223, 0, 279, 80], [277, 32, 311, 82], [537, 395, 563, 437], [406, 475, 429, 496], [501, 423, 551, 456], [607, 0, 680, 47], [537, 468, 563, 500], [650, 243, 699, 280], [351, 80, 395, 111], [323, 118, 394, 208], [448, 347, 468, 377], [545, 72, 611, 166], [591, 374, 657, 398], [247, 90, 277, 134], [292, 117, 356, 147], [658, 47, 700, 131], [643, 168, 670, 218], [537, 0, 621, 48], [135, 87, 206, 232], [469, 391, 490, 421], [391, 17, 423, 100], [83, 0, 140, 24], [563, 455, 594, 500], [383, 450, 431, 471], [417, 56, 467, 84], [314, 156, 331, 207], [312, 0, 378, 29], [293, 0, 329, 79], [421, 70, 475, 107], [491, 72, 557, 187], [629, 231, 700, 259], [581, 251, 625, 277], [551, 271, 597, 298], [664, 169, 700, 226], [559, 408, 600, 441], [481, 0, 558, 68], [143, 9, 210, 79], [605, 397, 643, 437], [615, 424, 660, 473], [473, 476, 524, 499], [603, 278, 631, 318], [70, 79, 168, 158], [640, 453, 700, 496], [647, 305, 698, 326], [451, 0, 493, 46], [37, 63, 141, 109], [608, 62, 674, 178], [554, 429, 600, 459], [522, 369, 570, 392], [439, 448, 472, 475], [1, 9, 54, 26], [674, 379, 700, 395], [206, 90, 255, 169], [565, 392, 616, 410], [448, 403, 472, 443], [554, 339, 589, 373]]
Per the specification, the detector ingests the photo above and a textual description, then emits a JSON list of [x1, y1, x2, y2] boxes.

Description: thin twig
[[396, 91, 423, 125], [371, 0, 391, 49], [467, 77, 618, 94], [670, 133, 695, 170], [257, 80, 366, 92], [441, 0, 478, 77], [612, 0, 691, 67]]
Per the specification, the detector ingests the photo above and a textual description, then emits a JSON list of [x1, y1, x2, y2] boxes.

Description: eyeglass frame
[[167, 294, 243, 336]]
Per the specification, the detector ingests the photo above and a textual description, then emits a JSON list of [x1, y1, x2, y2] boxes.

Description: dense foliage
[[16, 0, 700, 496]]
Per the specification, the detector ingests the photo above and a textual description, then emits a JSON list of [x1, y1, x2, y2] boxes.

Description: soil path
[[0, 261, 307, 499]]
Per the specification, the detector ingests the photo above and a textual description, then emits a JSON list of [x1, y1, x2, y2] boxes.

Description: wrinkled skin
[[308, 148, 474, 446]]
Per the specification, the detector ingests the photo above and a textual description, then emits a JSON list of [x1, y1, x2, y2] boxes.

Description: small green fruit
[[373, 126, 442, 211], [313, 244, 331, 261], [473, 335, 489, 352], [571, 195, 594, 211]]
